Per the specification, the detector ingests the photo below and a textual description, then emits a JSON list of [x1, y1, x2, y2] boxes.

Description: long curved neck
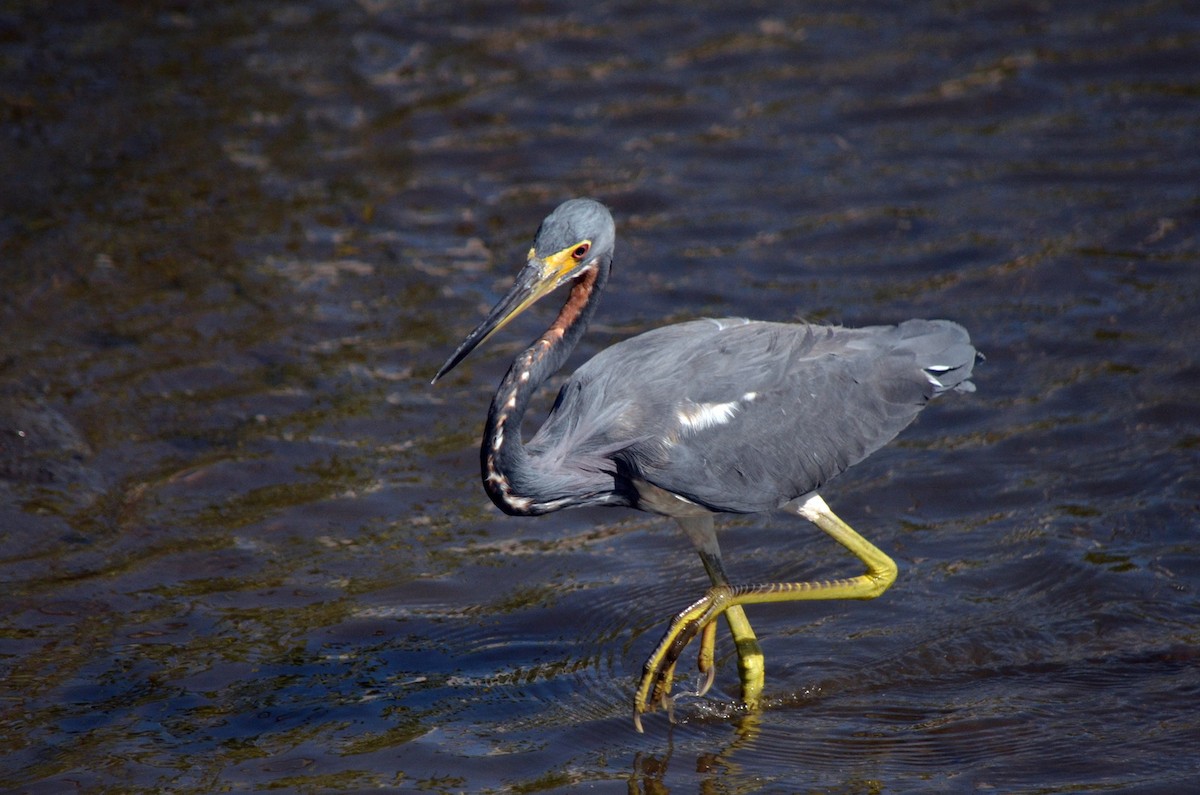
[[481, 261, 610, 516]]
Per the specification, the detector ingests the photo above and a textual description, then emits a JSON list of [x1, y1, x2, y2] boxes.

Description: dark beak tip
[[429, 258, 545, 389]]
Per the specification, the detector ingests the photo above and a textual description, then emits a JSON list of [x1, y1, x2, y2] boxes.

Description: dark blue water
[[3, 1, 1198, 792]]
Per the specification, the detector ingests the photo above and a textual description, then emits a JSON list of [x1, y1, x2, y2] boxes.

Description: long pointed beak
[[431, 256, 560, 384]]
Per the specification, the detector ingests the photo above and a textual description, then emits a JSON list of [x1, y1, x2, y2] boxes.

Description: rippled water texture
[[3, 1, 1198, 792]]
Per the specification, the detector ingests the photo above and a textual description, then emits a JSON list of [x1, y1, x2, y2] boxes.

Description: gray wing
[[528, 317, 976, 514]]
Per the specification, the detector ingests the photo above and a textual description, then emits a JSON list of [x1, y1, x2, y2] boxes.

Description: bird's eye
[[571, 243, 591, 261]]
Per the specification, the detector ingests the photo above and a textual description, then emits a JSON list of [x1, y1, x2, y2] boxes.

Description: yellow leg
[[691, 593, 762, 704], [723, 604, 764, 704], [633, 494, 897, 730], [694, 546, 764, 705]]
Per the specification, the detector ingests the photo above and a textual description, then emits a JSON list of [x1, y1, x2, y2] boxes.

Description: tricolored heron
[[432, 198, 977, 731]]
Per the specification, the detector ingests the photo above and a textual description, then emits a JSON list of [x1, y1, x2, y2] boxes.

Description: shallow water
[[2, 1, 1198, 792]]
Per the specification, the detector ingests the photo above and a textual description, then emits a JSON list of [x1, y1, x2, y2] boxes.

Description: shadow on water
[[2, 1, 1199, 792]]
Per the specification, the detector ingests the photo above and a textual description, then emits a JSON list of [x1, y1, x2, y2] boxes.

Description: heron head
[[432, 199, 615, 383], [530, 197, 616, 273]]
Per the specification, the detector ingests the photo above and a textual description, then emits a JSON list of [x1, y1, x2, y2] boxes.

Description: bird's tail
[[895, 319, 980, 396]]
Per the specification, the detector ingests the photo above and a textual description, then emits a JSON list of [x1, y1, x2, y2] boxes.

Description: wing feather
[[527, 317, 976, 513]]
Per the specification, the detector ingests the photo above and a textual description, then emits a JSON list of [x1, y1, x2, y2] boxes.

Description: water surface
[[2, 1, 1198, 792]]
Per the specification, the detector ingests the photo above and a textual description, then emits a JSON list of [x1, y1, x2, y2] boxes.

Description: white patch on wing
[[677, 399, 741, 432], [924, 365, 956, 388]]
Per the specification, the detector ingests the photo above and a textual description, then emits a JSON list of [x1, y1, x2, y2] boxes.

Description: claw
[[633, 586, 734, 728], [695, 658, 717, 698]]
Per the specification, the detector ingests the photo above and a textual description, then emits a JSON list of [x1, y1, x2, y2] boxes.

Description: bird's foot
[[633, 585, 733, 731]]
